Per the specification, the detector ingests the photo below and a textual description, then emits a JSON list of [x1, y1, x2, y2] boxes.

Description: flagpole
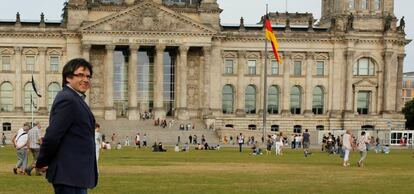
[[263, 4, 269, 145]]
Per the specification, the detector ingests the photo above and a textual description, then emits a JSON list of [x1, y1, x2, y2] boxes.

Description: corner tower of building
[[319, 0, 396, 32]]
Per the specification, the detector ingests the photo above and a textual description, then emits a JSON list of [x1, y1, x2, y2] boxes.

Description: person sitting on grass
[[382, 145, 390, 154], [250, 141, 262, 155], [158, 142, 166, 152], [152, 142, 159, 152], [182, 142, 189, 152]]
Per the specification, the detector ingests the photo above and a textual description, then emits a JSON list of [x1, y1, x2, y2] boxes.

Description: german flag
[[264, 16, 282, 64]]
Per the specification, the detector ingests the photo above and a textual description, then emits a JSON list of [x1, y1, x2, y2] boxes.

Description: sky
[[0, 0, 412, 72]]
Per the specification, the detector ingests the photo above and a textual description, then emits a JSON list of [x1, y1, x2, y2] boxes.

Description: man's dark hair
[[361, 131, 366, 136], [62, 58, 93, 87]]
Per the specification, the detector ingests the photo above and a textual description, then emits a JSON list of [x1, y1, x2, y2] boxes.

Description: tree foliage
[[402, 99, 414, 130]]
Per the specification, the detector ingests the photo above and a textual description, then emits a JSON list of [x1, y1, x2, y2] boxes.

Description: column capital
[[383, 51, 394, 58], [105, 44, 116, 51], [14, 46, 22, 54], [283, 51, 292, 58], [237, 50, 247, 58], [202, 46, 212, 55], [179, 45, 189, 53], [129, 44, 140, 51], [155, 44, 166, 52], [38, 47, 47, 53], [398, 54, 406, 59], [82, 44, 92, 51], [306, 52, 315, 59], [345, 50, 355, 58]]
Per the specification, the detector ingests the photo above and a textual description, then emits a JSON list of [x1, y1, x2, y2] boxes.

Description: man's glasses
[[72, 73, 92, 80]]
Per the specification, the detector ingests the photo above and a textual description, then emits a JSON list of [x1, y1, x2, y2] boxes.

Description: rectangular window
[[2, 56, 11, 71], [357, 91, 370, 114], [407, 89, 412, 97], [374, 0, 381, 10], [316, 61, 324, 76], [348, 0, 355, 9], [26, 56, 35, 71], [247, 60, 256, 75], [50, 56, 59, 72], [271, 60, 279, 75], [224, 59, 234, 74], [294, 61, 302, 76], [361, 0, 368, 9]]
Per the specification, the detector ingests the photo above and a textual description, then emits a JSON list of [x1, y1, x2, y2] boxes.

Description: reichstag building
[[0, 0, 409, 135]]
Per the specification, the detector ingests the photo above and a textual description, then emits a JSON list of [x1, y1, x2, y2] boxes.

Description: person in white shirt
[[342, 130, 355, 167], [135, 133, 141, 149], [13, 122, 30, 174], [25, 122, 43, 176], [95, 123, 102, 163], [357, 131, 369, 167]]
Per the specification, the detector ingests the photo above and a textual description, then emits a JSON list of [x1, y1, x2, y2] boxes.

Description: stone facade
[[0, 0, 410, 137]]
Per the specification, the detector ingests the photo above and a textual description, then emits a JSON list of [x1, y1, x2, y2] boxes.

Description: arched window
[[290, 86, 301, 114], [271, 125, 279, 132], [225, 124, 234, 128], [2, 122, 11, 131], [354, 58, 375, 76], [24, 83, 38, 112], [362, 125, 375, 131], [268, 85, 279, 114], [316, 125, 324, 131], [48, 82, 61, 112], [294, 125, 302, 133], [0, 82, 13, 112], [312, 86, 324, 114], [222, 85, 234, 114], [248, 124, 257, 130], [245, 85, 256, 114]]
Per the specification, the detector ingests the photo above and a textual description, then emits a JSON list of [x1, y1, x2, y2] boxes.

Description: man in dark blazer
[[36, 58, 97, 194]]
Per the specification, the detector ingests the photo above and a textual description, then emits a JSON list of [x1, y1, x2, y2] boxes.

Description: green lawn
[[1, 146, 413, 194]]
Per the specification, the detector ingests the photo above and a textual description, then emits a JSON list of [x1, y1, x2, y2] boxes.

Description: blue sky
[[0, 0, 412, 72]]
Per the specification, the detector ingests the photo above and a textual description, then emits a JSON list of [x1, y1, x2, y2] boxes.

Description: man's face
[[66, 66, 91, 94]]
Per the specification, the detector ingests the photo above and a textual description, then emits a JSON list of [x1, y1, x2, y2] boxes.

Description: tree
[[402, 99, 414, 130]]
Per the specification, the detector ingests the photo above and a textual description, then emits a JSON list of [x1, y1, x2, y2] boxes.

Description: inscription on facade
[[113, 38, 181, 45]]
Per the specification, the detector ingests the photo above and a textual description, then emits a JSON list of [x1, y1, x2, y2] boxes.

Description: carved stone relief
[[93, 6, 197, 32]]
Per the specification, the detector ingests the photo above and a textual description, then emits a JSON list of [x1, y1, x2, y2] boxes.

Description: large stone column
[[210, 39, 222, 116], [304, 52, 314, 115], [201, 46, 212, 116], [344, 50, 355, 116], [81, 44, 91, 105], [14, 47, 23, 111], [396, 54, 405, 112], [177, 45, 189, 120], [128, 44, 139, 120], [104, 45, 116, 120], [383, 50, 396, 114], [153, 44, 166, 119], [235, 50, 246, 116], [38, 47, 47, 114], [281, 51, 291, 115]]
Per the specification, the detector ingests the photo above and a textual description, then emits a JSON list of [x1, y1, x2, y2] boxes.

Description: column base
[[104, 109, 117, 120], [201, 108, 212, 118], [235, 109, 245, 117], [128, 107, 139, 120], [177, 108, 189, 120], [14, 107, 23, 112], [38, 107, 48, 115], [303, 110, 313, 117], [328, 110, 342, 118], [342, 110, 355, 118], [153, 107, 166, 119], [281, 110, 291, 116]]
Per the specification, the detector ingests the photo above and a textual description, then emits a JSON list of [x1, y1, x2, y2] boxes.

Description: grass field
[[1, 145, 413, 194]]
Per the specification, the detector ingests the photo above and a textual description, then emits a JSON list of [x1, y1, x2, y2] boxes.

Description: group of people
[[12, 121, 43, 176]]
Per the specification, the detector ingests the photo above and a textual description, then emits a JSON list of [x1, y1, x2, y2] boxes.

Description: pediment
[[353, 79, 377, 87], [81, 0, 216, 35]]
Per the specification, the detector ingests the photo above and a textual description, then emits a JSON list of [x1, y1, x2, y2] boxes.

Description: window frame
[[26, 55, 35, 72], [224, 59, 234, 75], [293, 61, 302, 76], [357, 91, 370, 115], [316, 61, 324, 76], [1, 56, 11, 71], [247, 60, 257, 75], [49, 55, 60, 72]]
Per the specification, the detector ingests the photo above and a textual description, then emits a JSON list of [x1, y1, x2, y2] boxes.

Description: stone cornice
[[0, 32, 64, 39], [80, 30, 214, 37]]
